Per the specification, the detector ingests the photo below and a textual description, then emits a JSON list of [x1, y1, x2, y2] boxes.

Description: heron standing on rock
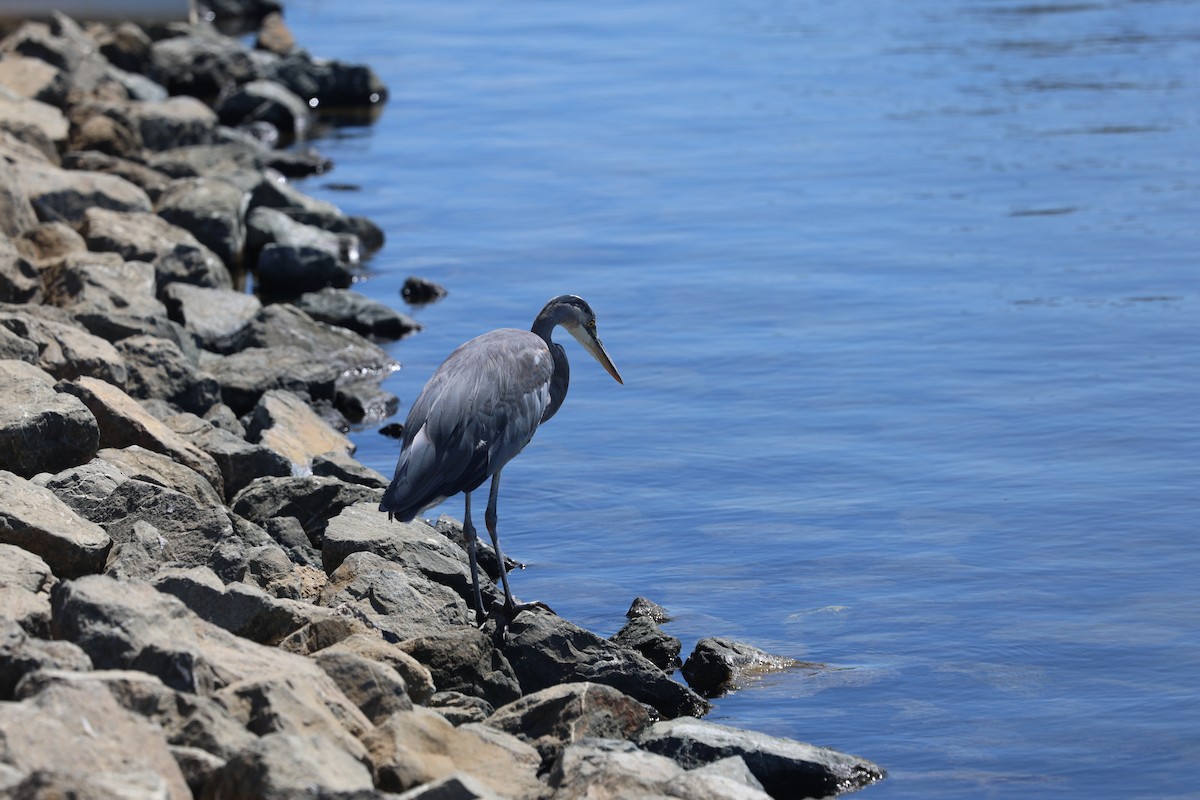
[[380, 295, 623, 624]]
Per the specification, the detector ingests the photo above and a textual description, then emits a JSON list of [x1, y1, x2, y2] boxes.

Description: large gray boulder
[[155, 176, 247, 270], [0, 305, 128, 384], [80, 206, 233, 291], [15, 161, 152, 223], [0, 359, 99, 477], [200, 732, 375, 800], [162, 282, 260, 352], [0, 545, 57, 637], [0, 470, 111, 579]]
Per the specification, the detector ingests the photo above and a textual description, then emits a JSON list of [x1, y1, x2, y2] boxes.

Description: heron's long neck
[[532, 314, 570, 423]]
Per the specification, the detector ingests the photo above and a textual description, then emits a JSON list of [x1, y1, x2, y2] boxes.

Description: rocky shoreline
[[0, 3, 885, 798]]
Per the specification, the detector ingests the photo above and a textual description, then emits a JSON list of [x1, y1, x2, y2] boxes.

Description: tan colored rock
[[247, 389, 354, 469], [364, 706, 543, 798], [0, 543, 56, 635], [59, 376, 224, 498]]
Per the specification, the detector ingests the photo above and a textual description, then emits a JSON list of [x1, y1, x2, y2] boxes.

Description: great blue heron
[[380, 294, 623, 624]]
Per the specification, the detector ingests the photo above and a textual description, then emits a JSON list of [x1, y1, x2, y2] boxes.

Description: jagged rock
[[97, 444, 223, 510], [162, 282, 260, 351], [58, 375, 224, 496], [0, 234, 40, 303], [15, 160, 152, 223], [429, 691, 495, 726], [402, 276, 447, 306], [155, 176, 247, 269], [363, 707, 541, 797], [0, 618, 92, 700], [245, 388, 354, 469], [0, 306, 127, 384], [0, 85, 68, 151], [312, 450, 389, 489], [116, 334, 222, 414], [0, 54, 66, 108], [255, 242, 354, 297], [485, 682, 654, 768], [160, 409, 291, 500], [125, 95, 219, 151], [153, 565, 328, 645], [216, 79, 310, 139], [0, 158, 39, 239], [95, 21, 153, 74], [317, 632, 436, 705], [61, 150, 171, 201], [313, 650, 413, 724], [202, 344, 340, 414], [639, 717, 887, 799], [503, 607, 711, 721], [0, 359, 99, 477], [322, 504, 497, 610], [294, 287, 421, 340], [336, 374, 401, 423], [12, 667, 255, 761], [610, 615, 682, 672], [396, 627, 521, 710], [0, 679, 191, 799], [266, 50, 388, 108], [171, 745, 226, 797], [261, 515, 322, 568], [681, 637, 798, 699], [318, 551, 472, 642], [627, 596, 672, 623], [0, 470, 111, 579], [233, 476, 382, 542], [150, 32, 258, 100], [80, 206, 232, 290], [0, 324, 37, 362], [201, 732, 375, 800], [0, 544, 57, 636]]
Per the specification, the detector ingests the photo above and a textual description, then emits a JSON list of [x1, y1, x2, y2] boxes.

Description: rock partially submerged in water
[[682, 636, 800, 699]]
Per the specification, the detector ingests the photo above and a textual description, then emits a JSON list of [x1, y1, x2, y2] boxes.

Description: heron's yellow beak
[[571, 326, 623, 384]]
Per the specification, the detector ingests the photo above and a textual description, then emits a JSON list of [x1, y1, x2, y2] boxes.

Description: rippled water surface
[[281, 1, 1200, 796]]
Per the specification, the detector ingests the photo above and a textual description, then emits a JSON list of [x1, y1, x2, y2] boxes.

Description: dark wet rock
[[266, 50, 388, 108], [0, 471, 111, 580], [318, 551, 471, 642], [313, 649, 413, 724], [79, 206, 233, 290], [296, 287, 422, 340], [246, 388, 354, 469], [163, 282, 261, 351], [316, 632, 436, 705], [336, 374, 400, 424], [58, 375, 224, 496], [62, 149, 172, 200], [153, 565, 328, 645], [639, 717, 887, 800], [216, 79, 310, 140], [503, 607, 711, 720], [0, 359, 100, 477], [485, 682, 654, 769], [232, 475, 382, 543], [394, 774, 498, 800], [155, 176, 247, 269], [610, 615, 683, 673], [0, 305, 128, 384], [15, 160, 152, 224], [681, 637, 798, 699], [256, 242, 354, 296], [97, 444, 223, 509], [0, 234, 40, 304], [149, 30, 258, 99], [0, 545, 56, 637], [0, 618, 92, 701], [0, 678, 191, 799], [429, 690, 494, 726], [200, 731, 375, 800], [312, 450, 389, 489], [402, 275, 448, 305], [398, 627, 522, 709], [628, 595, 672, 623], [363, 706, 541, 797], [160, 408, 291, 500], [115, 333, 222, 414]]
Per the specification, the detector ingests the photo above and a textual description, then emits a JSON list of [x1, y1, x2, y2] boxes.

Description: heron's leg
[[485, 469, 516, 615], [462, 491, 487, 625]]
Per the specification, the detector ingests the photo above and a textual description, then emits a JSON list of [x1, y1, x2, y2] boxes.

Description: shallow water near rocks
[[281, 1, 1199, 796]]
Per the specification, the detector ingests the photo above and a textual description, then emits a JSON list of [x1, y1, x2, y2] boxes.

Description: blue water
[[282, 1, 1200, 796]]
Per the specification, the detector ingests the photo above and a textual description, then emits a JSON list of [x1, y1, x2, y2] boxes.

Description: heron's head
[[540, 295, 623, 384]]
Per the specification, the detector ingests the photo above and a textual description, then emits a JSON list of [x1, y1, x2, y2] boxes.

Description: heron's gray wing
[[380, 329, 554, 520]]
